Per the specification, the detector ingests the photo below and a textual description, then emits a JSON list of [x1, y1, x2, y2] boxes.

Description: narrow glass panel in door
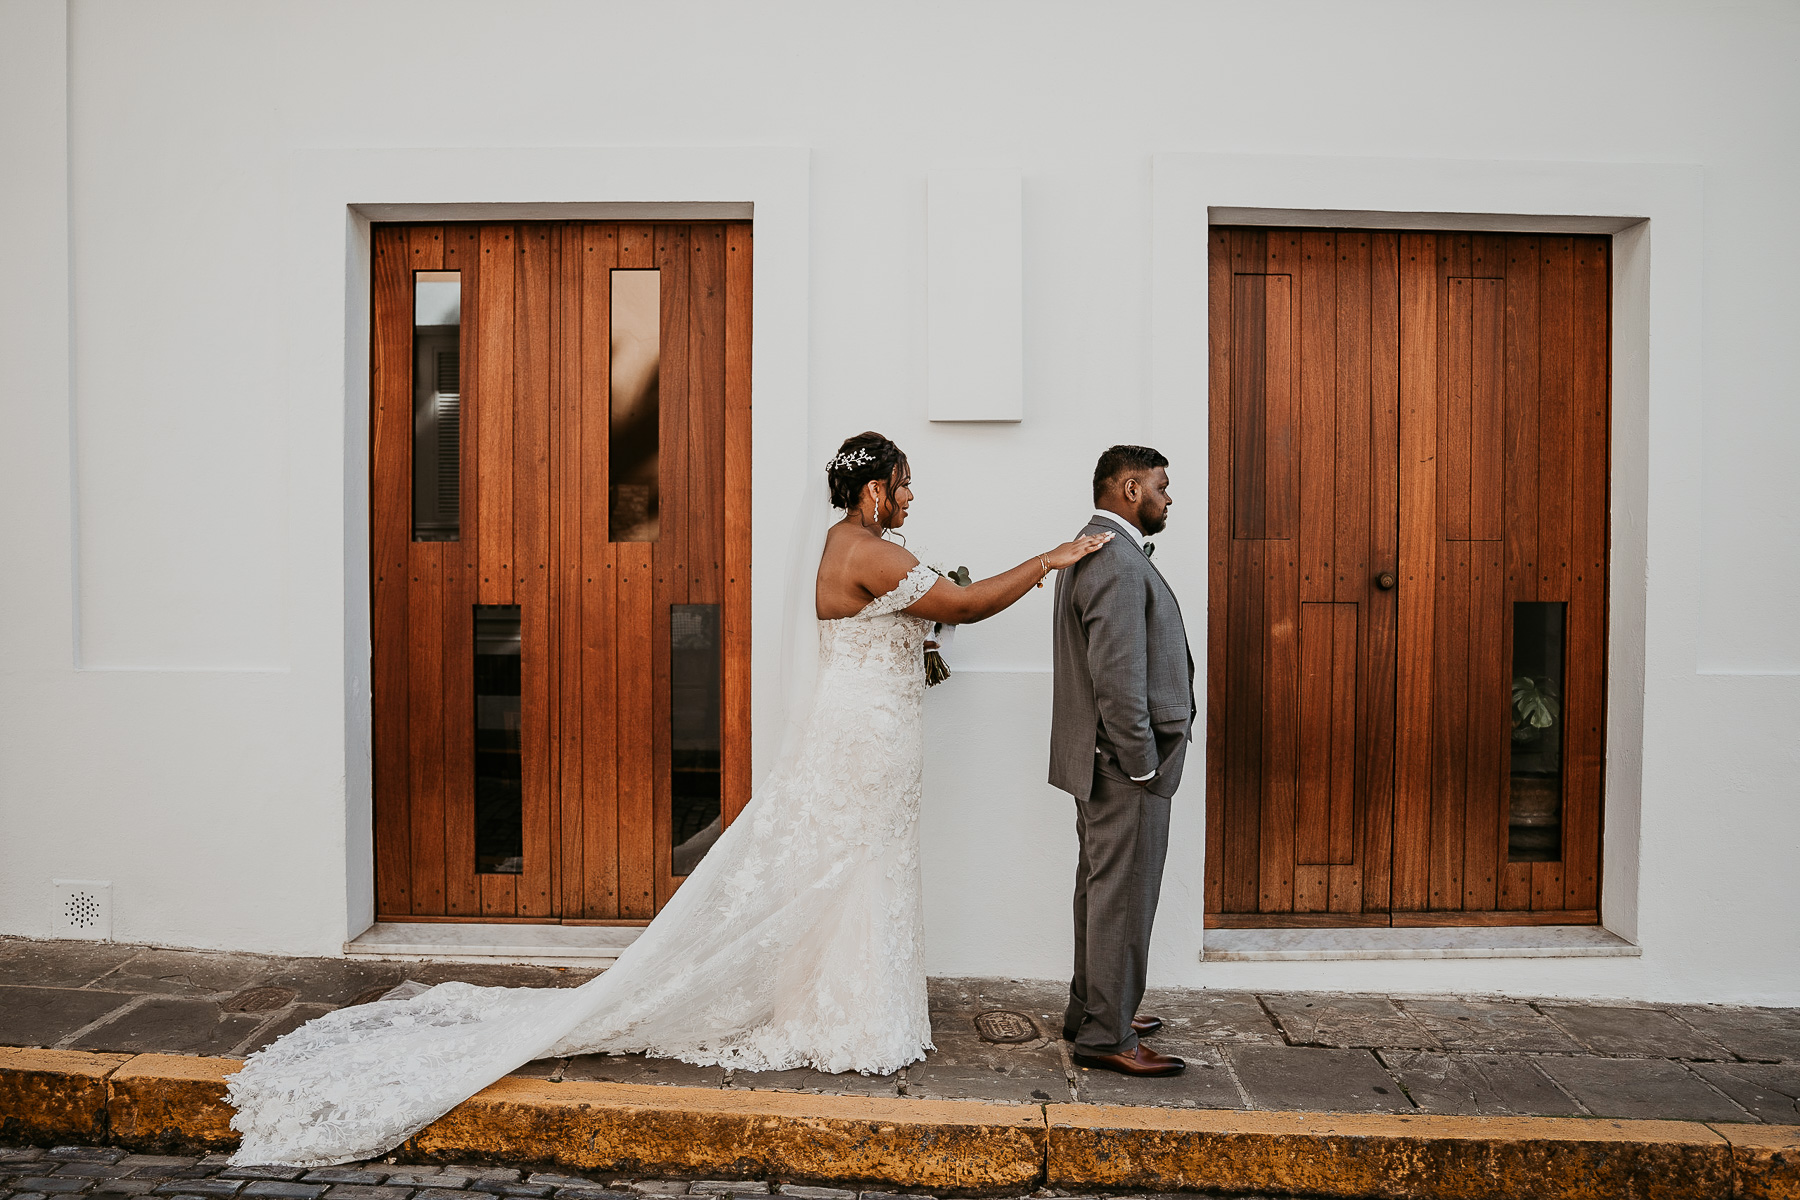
[[610, 268, 661, 541], [1509, 601, 1565, 863], [413, 270, 461, 541], [670, 603, 722, 875], [474, 604, 523, 874]]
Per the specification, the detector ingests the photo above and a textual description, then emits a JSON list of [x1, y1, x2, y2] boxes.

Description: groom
[[1050, 445, 1194, 1077]]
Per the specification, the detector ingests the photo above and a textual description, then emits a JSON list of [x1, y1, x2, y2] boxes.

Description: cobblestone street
[[0, 1143, 1259, 1200]]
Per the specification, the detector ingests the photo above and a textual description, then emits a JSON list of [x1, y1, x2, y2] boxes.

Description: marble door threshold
[[345, 921, 641, 967], [1203, 924, 1640, 962]]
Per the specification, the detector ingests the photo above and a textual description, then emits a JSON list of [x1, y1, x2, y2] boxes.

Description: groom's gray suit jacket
[[1049, 520, 1196, 800]]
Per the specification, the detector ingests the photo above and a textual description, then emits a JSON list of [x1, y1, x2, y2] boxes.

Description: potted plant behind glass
[[1508, 674, 1562, 857], [1512, 674, 1559, 742]]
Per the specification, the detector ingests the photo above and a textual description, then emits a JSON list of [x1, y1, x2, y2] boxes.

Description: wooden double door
[[1205, 227, 1609, 927], [371, 221, 752, 923]]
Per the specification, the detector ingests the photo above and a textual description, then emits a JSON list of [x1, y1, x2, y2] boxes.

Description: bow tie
[[1143, 541, 1155, 558]]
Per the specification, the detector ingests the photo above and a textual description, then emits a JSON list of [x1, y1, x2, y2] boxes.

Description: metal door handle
[[1376, 572, 1397, 590]]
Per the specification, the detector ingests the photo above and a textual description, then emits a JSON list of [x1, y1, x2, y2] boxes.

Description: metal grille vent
[[65, 891, 100, 928], [51, 879, 112, 941]]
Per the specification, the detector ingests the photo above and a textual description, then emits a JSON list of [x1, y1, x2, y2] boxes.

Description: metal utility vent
[[223, 986, 296, 1013], [973, 1009, 1040, 1044], [51, 879, 112, 941]]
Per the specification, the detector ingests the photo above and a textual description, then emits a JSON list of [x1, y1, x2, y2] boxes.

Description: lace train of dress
[[226, 565, 940, 1167]]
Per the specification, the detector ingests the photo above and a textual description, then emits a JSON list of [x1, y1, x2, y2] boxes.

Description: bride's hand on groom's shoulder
[[1044, 531, 1114, 569], [901, 531, 1110, 625]]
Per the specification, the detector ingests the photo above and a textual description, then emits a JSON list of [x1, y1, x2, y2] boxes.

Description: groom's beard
[[1140, 509, 1168, 536]]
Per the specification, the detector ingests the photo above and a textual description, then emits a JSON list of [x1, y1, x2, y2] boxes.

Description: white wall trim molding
[[280, 145, 810, 943], [1149, 152, 1704, 964], [354, 202, 755, 223]]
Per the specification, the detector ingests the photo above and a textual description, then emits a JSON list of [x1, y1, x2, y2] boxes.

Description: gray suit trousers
[[1062, 754, 1172, 1055]]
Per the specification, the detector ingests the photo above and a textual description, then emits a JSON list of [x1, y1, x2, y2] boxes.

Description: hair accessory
[[827, 448, 876, 472]]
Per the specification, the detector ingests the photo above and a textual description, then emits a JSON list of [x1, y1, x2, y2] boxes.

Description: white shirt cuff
[[1097, 747, 1158, 782]]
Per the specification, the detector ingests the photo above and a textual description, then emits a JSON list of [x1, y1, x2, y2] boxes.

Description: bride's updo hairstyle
[[826, 431, 908, 512]]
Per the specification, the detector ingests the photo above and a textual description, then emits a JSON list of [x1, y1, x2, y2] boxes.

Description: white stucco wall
[[2, 0, 1796, 1004]]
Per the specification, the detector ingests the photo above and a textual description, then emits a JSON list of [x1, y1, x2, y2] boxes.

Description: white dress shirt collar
[[1091, 510, 1146, 549]]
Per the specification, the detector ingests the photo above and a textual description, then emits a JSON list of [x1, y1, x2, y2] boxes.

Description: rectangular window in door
[[671, 603, 721, 875], [474, 605, 522, 874], [413, 270, 461, 541], [610, 268, 661, 542], [1509, 601, 1565, 864]]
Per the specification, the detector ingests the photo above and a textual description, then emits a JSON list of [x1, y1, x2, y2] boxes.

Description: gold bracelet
[[1037, 554, 1050, 588]]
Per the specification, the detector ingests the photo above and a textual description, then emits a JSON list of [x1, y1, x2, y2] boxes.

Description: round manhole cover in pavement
[[223, 986, 296, 1013], [973, 1009, 1039, 1044]]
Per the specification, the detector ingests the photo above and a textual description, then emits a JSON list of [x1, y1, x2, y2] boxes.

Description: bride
[[226, 431, 1109, 1167]]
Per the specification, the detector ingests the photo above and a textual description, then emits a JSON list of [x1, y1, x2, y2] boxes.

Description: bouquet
[[925, 565, 971, 686]]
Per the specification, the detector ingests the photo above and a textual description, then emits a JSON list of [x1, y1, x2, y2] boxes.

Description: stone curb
[[405, 1077, 1044, 1191], [0, 1048, 130, 1146], [2, 1047, 1796, 1199], [109, 1053, 244, 1152], [1045, 1103, 1800, 1200]]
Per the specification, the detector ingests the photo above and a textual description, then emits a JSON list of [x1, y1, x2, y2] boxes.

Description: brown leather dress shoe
[[1071, 1044, 1186, 1077]]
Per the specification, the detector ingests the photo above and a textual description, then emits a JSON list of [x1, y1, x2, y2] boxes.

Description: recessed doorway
[[1204, 227, 1609, 928], [370, 221, 753, 923]]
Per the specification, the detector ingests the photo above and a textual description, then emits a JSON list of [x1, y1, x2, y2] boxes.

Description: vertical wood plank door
[[370, 220, 752, 923], [1205, 227, 1609, 929]]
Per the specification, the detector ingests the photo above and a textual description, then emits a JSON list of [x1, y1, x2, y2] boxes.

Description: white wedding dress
[[227, 564, 940, 1167]]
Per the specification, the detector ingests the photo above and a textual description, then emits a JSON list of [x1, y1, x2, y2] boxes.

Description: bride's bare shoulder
[[816, 527, 921, 617], [823, 525, 917, 568]]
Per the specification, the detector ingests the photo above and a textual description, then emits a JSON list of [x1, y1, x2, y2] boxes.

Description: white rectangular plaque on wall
[[928, 168, 1022, 422]]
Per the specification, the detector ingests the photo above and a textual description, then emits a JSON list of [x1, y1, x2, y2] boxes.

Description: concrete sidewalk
[[2, 937, 1797, 1199]]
